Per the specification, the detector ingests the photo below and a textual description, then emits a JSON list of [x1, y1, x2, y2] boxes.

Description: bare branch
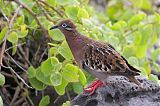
[[0, 6, 21, 68], [2, 65, 33, 89], [13, 97, 25, 106], [0, 8, 9, 22], [35, 0, 56, 24], [10, 85, 21, 105], [5, 42, 26, 52], [5, 52, 27, 73], [38, 0, 64, 17]]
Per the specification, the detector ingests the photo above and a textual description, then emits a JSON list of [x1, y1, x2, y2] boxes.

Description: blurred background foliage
[[0, 0, 160, 105]]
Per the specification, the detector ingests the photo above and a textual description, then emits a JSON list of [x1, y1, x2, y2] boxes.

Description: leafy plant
[[0, 0, 160, 105]]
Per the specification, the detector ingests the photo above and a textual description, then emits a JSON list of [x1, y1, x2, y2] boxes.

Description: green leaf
[[72, 82, 83, 94], [106, 1, 123, 20], [16, 15, 24, 25], [130, 0, 152, 10], [29, 78, 46, 90], [139, 67, 148, 76], [136, 45, 147, 58], [55, 0, 77, 5], [133, 31, 142, 46], [8, 31, 18, 43], [49, 47, 56, 56], [148, 14, 159, 24], [77, 8, 89, 19], [0, 73, 5, 86], [50, 72, 62, 86], [128, 13, 146, 26], [54, 78, 68, 95], [143, 61, 151, 75], [140, 24, 152, 45], [120, 10, 135, 21], [111, 20, 127, 30], [123, 45, 137, 58], [142, 0, 152, 10], [151, 48, 160, 62], [62, 64, 79, 82], [18, 24, 28, 38], [20, 0, 35, 8], [47, 0, 56, 6], [149, 74, 159, 83], [49, 29, 65, 41], [0, 96, 3, 106], [38, 16, 51, 29], [150, 34, 157, 47], [62, 101, 70, 106], [41, 57, 61, 76], [36, 68, 52, 85], [30, 19, 38, 29], [128, 56, 139, 67], [54, 63, 62, 72], [41, 58, 54, 76], [152, 63, 160, 73], [81, 18, 92, 28], [39, 95, 50, 106], [27, 66, 36, 78], [0, 1, 12, 16], [65, 6, 79, 20], [12, 43, 17, 55], [58, 41, 74, 60], [78, 69, 87, 86], [108, 36, 119, 47], [0, 26, 7, 44]]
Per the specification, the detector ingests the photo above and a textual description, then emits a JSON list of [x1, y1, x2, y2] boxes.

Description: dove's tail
[[127, 76, 143, 88]]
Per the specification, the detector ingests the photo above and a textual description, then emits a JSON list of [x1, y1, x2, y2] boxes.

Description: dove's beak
[[50, 25, 58, 30]]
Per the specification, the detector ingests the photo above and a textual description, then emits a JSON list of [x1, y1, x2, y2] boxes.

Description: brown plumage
[[50, 19, 142, 94]]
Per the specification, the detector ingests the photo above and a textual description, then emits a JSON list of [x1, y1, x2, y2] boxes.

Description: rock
[[71, 76, 160, 106]]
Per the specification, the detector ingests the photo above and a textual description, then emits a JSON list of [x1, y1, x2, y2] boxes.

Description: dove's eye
[[62, 23, 67, 28]]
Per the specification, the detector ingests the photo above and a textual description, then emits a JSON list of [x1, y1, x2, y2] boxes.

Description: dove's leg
[[84, 79, 105, 95]]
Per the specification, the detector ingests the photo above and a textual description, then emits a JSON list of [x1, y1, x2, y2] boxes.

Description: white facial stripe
[[65, 27, 72, 31]]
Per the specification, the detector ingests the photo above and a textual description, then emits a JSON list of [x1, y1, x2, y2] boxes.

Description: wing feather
[[83, 41, 140, 77]]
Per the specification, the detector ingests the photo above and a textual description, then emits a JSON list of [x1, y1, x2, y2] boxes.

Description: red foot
[[84, 80, 105, 95]]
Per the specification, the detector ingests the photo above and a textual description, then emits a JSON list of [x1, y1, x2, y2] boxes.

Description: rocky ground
[[71, 76, 160, 106]]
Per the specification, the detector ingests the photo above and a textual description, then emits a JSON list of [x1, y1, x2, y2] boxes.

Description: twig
[[44, 12, 56, 23], [5, 52, 27, 72], [14, 0, 49, 37], [66, 88, 71, 100], [4, 55, 28, 70], [0, 6, 21, 68], [10, 86, 21, 106], [35, 1, 56, 23], [54, 96, 61, 104], [1, 71, 13, 78], [39, 48, 48, 62], [5, 42, 26, 52], [0, 8, 9, 22], [2, 87, 12, 100], [26, 90, 34, 106], [18, 46, 32, 66], [38, 0, 63, 17], [2, 6, 21, 41], [0, 87, 10, 105], [2, 65, 32, 88], [33, 45, 41, 62], [13, 97, 25, 106]]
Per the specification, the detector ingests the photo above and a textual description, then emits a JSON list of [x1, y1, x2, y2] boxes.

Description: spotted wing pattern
[[82, 41, 140, 77]]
